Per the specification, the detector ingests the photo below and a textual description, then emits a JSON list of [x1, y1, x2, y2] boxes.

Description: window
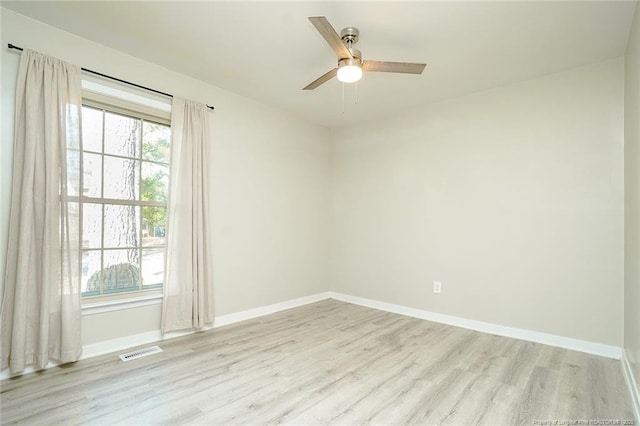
[[80, 101, 170, 298]]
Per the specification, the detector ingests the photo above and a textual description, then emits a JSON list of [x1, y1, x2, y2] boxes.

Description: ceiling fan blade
[[363, 60, 426, 74], [303, 68, 338, 90], [309, 16, 353, 60]]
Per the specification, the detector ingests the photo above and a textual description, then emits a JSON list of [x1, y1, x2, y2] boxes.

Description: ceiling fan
[[303, 16, 427, 90]]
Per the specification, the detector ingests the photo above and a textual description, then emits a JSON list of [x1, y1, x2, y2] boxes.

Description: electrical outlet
[[433, 281, 442, 294]]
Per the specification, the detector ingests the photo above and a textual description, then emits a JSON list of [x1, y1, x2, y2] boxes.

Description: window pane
[[66, 149, 81, 197], [104, 204, 140, 248], [142, 248, 164, 287], [82, 106, 103, 153], [104, 111, 140, 158], [83, 153, 102, 197], [67, 200, 81, 251], [103, 156, 140, 200], [67, 104, 82, 150], [141, 162, 169, 202], [82, 250, 102, 295], [102, 249, 141, 293], [142, 206, 166, 246], [83, 203, 102, 249], [142, 121, 170, 163]]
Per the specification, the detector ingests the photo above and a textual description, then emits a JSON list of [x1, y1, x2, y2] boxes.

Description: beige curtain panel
[[1, 50, 83, 373], [161, 98, 214, 332]]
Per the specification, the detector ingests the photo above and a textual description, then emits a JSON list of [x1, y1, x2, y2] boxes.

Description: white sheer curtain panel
[[161, 98, 214, 332], [1, 50, 83, 373]]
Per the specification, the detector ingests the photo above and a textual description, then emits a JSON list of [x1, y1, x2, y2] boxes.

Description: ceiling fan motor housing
[[339, 58, 361, 68]]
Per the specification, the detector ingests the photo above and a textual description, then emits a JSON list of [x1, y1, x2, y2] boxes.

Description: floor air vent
[[119, 345, 163, 362]]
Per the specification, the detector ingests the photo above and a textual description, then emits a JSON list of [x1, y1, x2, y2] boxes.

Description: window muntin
[[80, 104, 170, 298]]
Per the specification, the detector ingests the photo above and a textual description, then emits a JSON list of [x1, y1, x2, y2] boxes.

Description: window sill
[[82, 293, 163, 316]]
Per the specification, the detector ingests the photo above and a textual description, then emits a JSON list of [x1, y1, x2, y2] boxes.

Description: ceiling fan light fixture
[[337, 58, 362, 83], [303, 17, 426, 91]]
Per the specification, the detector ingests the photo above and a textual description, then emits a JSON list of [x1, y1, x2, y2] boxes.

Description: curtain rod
[[7, 43, 215, 110]]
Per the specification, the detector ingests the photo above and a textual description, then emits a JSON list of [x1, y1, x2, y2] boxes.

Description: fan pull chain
[[342, 82, 345, 114], [355, 82, 358, 104]]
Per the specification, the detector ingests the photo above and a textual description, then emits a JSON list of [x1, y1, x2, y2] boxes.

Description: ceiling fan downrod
[[341, 27, 361, 60]]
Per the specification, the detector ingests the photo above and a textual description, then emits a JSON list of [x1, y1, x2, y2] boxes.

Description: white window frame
[[79, 82, 171, 309]]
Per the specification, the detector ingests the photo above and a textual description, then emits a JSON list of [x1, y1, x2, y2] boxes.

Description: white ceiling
[[2, 1, 636, 129]]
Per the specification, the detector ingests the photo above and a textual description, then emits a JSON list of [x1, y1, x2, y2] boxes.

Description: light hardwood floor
[[0, 299, 635, 425]]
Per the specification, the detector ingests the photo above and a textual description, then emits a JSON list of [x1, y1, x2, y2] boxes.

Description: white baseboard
[[1, 292, 332, 380], [328, 292, 622, 359], [214, 292, 331, 327], [81, 330, 165, 360], [0, 361, 61, 381], [622, 349, 640, 422]]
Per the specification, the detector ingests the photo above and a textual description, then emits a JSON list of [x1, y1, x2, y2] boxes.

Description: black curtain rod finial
[[7, 42, 215, 111]]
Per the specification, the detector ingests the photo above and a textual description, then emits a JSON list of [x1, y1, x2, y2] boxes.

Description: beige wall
[[0, 7, 631, 355], [330, 58, 625, 346], [0, 9, 331, 347], [625, 1, 640, 398]]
